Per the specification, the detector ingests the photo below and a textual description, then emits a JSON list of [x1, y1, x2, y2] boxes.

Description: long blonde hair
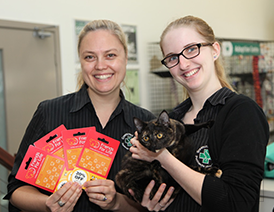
[[76, 20, 128, 90], [160, 15, 234, 98]]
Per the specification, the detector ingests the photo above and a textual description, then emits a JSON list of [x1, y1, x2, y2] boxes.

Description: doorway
[[0, 19, 62, 156]]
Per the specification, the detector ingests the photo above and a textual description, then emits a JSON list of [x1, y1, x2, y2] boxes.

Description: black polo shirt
[[6, 84, 155, 212], [168, 87, 235, 212]]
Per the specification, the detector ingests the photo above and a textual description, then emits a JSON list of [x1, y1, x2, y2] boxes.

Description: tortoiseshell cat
[[115, 110, 222, 203]]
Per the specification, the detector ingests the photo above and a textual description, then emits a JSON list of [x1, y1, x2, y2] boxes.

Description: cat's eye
[[143, 136, 149, 142], [157, 133, 163, 139]]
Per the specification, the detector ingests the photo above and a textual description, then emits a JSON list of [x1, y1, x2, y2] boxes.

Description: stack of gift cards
[[16, 125, 120, 193]]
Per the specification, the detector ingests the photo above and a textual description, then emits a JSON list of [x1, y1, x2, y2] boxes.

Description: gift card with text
[[16, 145, 65, 193], [76, 130, 120, 179], [62, 127, 96, 170], [34, 125, 67, 158]]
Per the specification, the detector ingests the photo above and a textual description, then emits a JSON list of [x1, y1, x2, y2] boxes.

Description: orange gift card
[[62, 127, 96, 170], [16, 145, 65, 193], [76, 130, 120, 179], [34, 125, 67, 158]]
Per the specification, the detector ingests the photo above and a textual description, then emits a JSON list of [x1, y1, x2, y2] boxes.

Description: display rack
[[148, 40, 274, 142], [148, 42, 183, 115]]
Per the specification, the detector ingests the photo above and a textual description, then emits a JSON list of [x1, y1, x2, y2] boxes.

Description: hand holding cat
[[129, 180, 174, 212], [130, 132, 164, 162]]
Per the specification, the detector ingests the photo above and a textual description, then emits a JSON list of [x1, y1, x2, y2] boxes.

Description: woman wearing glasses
[[130, 16, 269, 212]]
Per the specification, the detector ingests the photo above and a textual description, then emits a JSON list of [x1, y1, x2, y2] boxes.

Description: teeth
[[95, 74, 112, 79], [184, 69, 198, 77]]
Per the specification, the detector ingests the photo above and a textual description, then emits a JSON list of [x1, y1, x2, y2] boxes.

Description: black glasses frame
[[161, 43, 213, 69]]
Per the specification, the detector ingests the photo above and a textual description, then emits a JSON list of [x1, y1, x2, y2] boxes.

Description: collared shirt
[[170, 87, 234, 167], [6, 84, 155, 212], [167, 87, 235, 212]]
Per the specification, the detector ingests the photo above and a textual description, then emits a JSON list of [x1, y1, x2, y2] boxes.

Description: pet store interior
[[0, 0, 274, 211]]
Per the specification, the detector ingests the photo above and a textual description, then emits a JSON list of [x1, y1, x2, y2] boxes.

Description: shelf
[[151, 70, 172, 78], [229, 72, 267, 85]]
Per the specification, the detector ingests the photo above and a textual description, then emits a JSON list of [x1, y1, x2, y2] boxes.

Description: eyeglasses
[[161, 43, 213, 69]]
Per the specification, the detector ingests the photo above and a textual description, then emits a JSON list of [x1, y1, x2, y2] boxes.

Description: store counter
[[260, 178, 274, 212]]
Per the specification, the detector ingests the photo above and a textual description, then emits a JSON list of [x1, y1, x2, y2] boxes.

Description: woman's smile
[[94, 74, 113, 80], [183, 68, 199, 78]]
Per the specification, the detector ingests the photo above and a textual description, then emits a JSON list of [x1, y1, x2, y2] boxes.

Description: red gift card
[[16, 145, 65, 193], [62, 127, 95, 170], [17, 125, 120, 193], [34, 125, 66, 158], [76, 130, 120, 179]]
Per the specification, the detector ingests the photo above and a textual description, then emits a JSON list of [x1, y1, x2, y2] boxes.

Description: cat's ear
[[158, 110, 170, 127], [133, 117, 147, 133]]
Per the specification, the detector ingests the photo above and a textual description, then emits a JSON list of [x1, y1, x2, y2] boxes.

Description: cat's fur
[[115, 110, 221, 203]]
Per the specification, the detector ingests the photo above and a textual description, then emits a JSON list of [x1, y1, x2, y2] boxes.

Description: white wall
[[1, 0, 274, 110]]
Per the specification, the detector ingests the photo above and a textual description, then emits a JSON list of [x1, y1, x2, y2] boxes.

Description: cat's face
[[134, 111, 182, 152]]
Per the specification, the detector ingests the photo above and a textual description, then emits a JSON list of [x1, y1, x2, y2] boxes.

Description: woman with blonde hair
[[6, 19, 155, 212]]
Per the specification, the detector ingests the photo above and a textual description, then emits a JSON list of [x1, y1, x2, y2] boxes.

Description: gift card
[[34, 125, 67, 158], [62, 127, 95, 170], [17, 125, 120, 193], [16, 145, 65, 193], [76, 130, 120, 179]]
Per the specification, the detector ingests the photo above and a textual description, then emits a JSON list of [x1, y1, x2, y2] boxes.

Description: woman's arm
[[11, 186, 49, 212], [11, 182, 82, 212], [157, 149, 205, 205], [201, 98, 269, 212], [130, 138, 205, 205]]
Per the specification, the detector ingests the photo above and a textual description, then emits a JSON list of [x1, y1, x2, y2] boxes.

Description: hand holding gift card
[[16, 125, 120, 193], [55, 129, 120, 191]]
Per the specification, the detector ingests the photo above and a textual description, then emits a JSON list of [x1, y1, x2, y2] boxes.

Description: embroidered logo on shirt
[[121, 133, 134, 150], [195, 145, 212, 168]]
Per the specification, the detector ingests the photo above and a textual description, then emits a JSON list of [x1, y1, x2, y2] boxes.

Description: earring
[[214, 55, 217, 59]]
